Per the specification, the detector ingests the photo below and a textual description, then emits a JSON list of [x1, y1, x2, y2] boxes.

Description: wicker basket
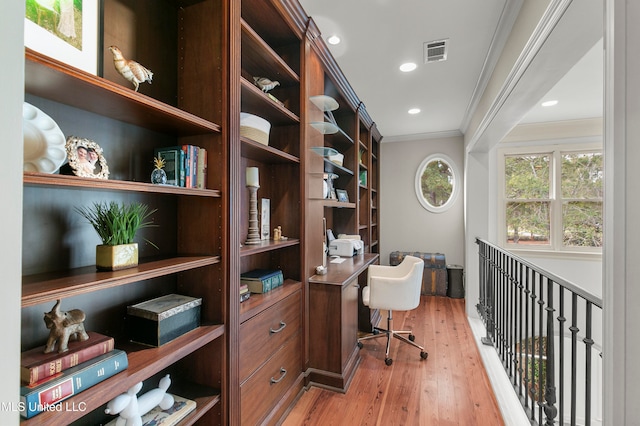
[[240, 113, 271, 145]]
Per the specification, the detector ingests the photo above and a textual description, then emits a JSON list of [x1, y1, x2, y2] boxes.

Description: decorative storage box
[[390, 251, 448, 296], [240, 112, 271, 145], [127, 294, 202, 347]]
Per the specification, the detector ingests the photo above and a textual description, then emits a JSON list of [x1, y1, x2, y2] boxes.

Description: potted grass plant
[[76, 201, 157, 271]]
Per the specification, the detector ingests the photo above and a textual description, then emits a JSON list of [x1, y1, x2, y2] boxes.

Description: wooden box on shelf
[[127, 294, 202, 347]]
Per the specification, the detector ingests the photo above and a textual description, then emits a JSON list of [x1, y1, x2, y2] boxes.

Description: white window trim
[[414, 153, 460, 213], [497, 141, 602, 258]]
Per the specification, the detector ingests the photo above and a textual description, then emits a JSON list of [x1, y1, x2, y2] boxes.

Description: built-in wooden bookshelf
[[20, 0, 380, 424], [22, 0, 226, 424]]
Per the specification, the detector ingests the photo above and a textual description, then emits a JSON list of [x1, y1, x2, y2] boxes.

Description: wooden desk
[[307, 253, 379, 392]]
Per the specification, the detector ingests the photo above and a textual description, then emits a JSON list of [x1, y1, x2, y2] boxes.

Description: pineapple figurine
[[151, 155, 168, 185]]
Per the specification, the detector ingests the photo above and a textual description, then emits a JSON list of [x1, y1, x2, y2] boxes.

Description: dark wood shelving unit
[[19, 1, 380, 424]]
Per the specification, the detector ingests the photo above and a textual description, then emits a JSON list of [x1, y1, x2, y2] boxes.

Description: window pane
[[420, 159, 454, 207], [561, 152, 603, 199], [563, 201, 603, 247], [506, 202, 550, 245], [505, 155, 550, 199]]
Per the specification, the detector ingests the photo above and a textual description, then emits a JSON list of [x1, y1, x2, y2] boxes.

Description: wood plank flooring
[[283, 296, 504, 426]]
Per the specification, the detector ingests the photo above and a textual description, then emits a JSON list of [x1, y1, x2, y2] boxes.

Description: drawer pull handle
[[270, 321, 286, 334], [270, 368, 287, 384]]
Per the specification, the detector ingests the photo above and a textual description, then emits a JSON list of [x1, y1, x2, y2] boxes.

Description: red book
[[20, 332, 114, 385]]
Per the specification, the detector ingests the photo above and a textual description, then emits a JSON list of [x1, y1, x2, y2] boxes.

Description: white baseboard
[[468, 317, 531, 426]]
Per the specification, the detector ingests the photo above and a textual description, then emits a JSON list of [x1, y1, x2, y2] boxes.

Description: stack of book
[[154, 144, 208, 188], [240, 283, 251, 303], [240, 269, 284, 294], [19, 332, 128, 419]]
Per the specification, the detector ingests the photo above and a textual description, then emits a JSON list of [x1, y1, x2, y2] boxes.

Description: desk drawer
[[240, 334, 301, 426], [239, 290, 301, 381]]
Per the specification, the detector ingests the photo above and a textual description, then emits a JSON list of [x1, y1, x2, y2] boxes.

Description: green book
[[240, 269, 284, 293]]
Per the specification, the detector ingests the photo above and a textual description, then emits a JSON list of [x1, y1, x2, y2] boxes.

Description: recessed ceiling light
[[408, 108, 421, 115], [399, 62, 417, 72], [541, 100, 558, 107], [327, 35, 341, 45]]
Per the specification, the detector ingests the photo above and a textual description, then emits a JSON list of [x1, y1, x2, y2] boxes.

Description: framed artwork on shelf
[[336, 189, 349, 203], [261, 198, 270, 240], [61, 136, 109, 179], [24, 0, 101, 75]]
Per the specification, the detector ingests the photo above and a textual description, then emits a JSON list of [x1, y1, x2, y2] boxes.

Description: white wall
[[380, 135, 464, 268], [605, 0, 640, 422], [1, 1, 24, 424]]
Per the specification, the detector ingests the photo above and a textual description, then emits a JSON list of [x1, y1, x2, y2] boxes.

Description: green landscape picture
[[25, 0, 84, 51]]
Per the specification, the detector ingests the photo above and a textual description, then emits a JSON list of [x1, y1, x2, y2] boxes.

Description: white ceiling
[[298, 0, 603, 140]]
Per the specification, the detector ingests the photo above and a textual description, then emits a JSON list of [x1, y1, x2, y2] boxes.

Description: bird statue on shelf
[[108, 46, 153, 92], [253, 76, 280, 93]]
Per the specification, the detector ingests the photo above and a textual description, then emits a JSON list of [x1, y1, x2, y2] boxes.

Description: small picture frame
[[336, 189, 349, 203], [62, 136, 109, 179], [261, 198, 270, 240]]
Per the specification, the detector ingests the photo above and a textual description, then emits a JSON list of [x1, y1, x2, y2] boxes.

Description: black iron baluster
[[570, 293, 579, 425], [500, 251, 507, 362], [584, 302, 594, 426], [544, 277, 558, 426], [558, 287, 566, 425], [517, 261, 524, 397], [537, 272, 544, 423], [524, 265, 531, 412]]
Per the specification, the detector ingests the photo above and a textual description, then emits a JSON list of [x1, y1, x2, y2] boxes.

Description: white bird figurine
[[253, 76, 280, 93], [108, 46, 153, 92]]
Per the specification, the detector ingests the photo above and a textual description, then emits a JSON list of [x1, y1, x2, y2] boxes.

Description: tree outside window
[[503, 149, 602, 250]]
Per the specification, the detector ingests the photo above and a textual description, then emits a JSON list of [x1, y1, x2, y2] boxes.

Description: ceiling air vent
[[424, 39, 448, 63]]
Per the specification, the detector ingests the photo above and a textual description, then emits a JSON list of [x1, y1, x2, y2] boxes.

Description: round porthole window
[[415, 154, 459, 213]]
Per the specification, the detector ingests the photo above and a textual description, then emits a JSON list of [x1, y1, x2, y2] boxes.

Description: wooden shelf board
[[323, 200, 356, 209], [322, 158, 354, 176], [20, 324, 224, 425], [241, 19, 299, 85], [239, 280, 301, 323], [239, 238, 300, 257], [165, 382, 222, 426], [25, 49, 220, 136], [241, 78, 300, 125], [241, 137, 300, 163], [24, 172, 222, 197], [22, 256, 220, 307]]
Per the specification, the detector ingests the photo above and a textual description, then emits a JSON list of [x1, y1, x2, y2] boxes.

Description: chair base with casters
[[357, 255, 429, 366], [357, 310, 428, 365]]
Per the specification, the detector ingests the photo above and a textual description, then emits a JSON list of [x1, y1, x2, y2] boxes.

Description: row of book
[[19, 332, 128, 419], [240, 269, 284, 294], [154, 144, 208, 188]]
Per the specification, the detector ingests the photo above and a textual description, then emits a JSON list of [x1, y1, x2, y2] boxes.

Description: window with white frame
[[499, 145, 603, 252]]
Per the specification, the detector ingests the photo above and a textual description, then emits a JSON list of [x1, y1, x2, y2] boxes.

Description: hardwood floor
[[283, 296, 504, 426]]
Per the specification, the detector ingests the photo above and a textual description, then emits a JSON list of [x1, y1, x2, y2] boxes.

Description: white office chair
[[357, 255, 429, 365]]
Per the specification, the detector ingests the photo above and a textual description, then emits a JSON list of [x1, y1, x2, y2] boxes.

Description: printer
[[328, 234, 364, 257]]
